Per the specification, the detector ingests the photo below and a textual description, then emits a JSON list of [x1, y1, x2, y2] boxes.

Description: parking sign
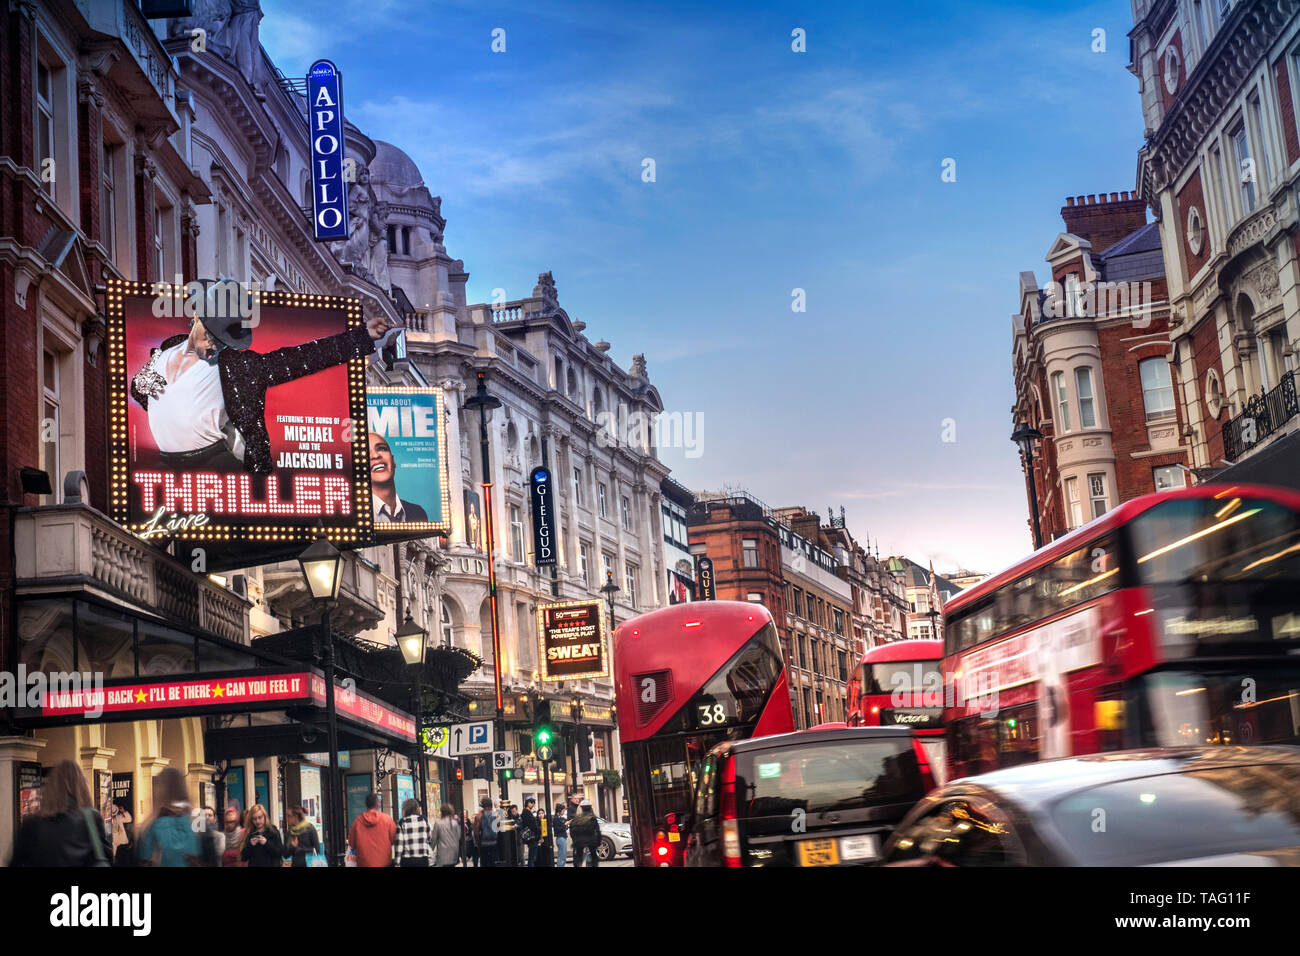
[[450, 720, 494, 756]]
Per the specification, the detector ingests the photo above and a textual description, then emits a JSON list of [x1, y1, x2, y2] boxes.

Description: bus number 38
[[698, 702, 728, 726]]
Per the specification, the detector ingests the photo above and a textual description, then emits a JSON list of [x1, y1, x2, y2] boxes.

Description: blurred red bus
[[942, 484, 1300, 781], [847, 639, 946, 783], [614, 601, 795, 867]]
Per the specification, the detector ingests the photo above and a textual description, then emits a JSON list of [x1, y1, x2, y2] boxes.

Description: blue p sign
[[470, 723, 489, 745]]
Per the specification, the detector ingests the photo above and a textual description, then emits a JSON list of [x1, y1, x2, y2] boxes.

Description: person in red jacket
[[347, 793, 397, 867]]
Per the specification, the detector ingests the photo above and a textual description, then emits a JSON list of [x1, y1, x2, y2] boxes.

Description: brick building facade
[[1012, 190, 1190, 545]]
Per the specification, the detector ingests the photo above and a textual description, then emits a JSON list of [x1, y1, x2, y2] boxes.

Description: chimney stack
[[1060, 188, 1147, 254]]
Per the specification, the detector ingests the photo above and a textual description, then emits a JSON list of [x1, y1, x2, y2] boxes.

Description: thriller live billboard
[[106, 279, 372, 546]]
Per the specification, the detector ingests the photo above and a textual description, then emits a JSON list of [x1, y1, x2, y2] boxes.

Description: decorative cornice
[[1142, 0, 1299, 194]]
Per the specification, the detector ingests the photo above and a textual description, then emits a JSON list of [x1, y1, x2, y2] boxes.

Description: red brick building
[[1012, 191, 1191, 545]]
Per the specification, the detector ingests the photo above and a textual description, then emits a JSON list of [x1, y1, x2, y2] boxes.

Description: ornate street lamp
[[1010, 421, 1045, 550], [395, 612, 430, 814], [299, 534, 343, 865], [600, 570, 620, 628]]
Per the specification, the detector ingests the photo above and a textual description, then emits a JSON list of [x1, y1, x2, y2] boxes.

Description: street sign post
[[449, 720, 494, 756]]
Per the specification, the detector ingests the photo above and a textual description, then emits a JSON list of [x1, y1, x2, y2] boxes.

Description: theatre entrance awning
[[10, 593, 416, 753]]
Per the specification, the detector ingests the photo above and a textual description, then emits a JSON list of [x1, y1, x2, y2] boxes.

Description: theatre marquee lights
[[105, 278, 372, 546]]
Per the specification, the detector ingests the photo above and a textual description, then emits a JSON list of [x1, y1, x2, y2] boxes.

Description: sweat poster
[[106, 279, 370, 544], [366, 388, 449, 533]]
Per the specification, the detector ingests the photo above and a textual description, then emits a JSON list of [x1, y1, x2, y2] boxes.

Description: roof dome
[[370, 140, 425, 189]]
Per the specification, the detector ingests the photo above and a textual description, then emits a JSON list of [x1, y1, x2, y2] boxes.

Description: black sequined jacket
[[130, 325, 375, 474]]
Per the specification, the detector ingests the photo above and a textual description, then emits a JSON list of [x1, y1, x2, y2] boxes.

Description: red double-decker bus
[[847, 639, 946, 783], [942, 483, 1300, 781], [614, 601, 795, 866]]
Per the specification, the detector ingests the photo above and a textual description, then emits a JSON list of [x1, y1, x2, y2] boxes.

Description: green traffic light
[[537, 726, 552, 746]]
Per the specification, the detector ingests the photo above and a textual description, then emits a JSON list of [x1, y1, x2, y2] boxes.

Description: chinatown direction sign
[[449, 720, 493, 756], [537, 599, 609, 682]]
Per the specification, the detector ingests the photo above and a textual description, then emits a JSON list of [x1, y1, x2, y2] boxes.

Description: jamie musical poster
[[106, 280, 372, 545], [365, 387, 450, 534]]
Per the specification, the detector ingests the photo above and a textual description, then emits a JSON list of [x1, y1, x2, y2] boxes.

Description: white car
[[564, 817, 633, 861]]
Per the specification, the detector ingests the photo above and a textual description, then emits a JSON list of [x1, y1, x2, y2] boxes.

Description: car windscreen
[[733, 738, 923, 819], [1049, 764, 1300, 865]]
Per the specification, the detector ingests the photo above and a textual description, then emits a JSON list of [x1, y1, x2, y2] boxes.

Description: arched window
[[1052, 371, 1071, 432], [441, 604, 454, 647]]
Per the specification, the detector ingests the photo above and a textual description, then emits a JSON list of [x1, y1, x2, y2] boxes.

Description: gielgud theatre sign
[[105, 278, 375, 545]]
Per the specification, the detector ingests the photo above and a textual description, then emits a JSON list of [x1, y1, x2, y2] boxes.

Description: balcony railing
[[13, 505, 249, 644], [1222, 370, 1299, 461]]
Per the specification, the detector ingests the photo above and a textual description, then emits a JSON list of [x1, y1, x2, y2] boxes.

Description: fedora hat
[[196, 279, 254, 350]]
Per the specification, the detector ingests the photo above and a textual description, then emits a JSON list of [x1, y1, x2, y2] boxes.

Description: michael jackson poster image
[[107, 280, 396, 542], [365, 388, 450, 534]]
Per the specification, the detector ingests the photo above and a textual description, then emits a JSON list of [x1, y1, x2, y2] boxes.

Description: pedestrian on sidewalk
[[553, 802, 569, 868], [395, 799, 433, 867], [239, 804, 285, 867], [221, 807, 245, 867], [8, 760, 111, 867], [285, 806, 321, 867], [137, 767, 202, 867], [348, 793, 398, 867], [569, 799, 600, 868], [519, 798, 540, 867], [433, 804, 461, 868], [462, 814, 477, 867], [473, 796, 500, 868]]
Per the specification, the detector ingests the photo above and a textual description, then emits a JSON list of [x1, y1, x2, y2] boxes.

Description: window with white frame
[[1065, 476, 1083, 528], [1232, 122, 1257, 214], [1075, 367, 1097, 428], [742, 538, 759, 568], [621, 495, 632, 531], [100, 138, 117, 257], [1139, 358, 1176, 420], [625, 565, 638, 608], [36, 58, 58, 200], [601, 551, 614, 584], [1053, 371, 1071, 432], [153, 197, 168, 282], [509, 505, 524, 561], [1153, 465, 1187, 492], [572, 465, 584, 507], [1088, 473, 1109, 518], [441, 604, 454, 647], [1212, 144, 1232, 228], [597, 482, 608, 518], [42, 349, 60, 502], [1248, 91, 1273, 191], [579, 542, 591, 586]]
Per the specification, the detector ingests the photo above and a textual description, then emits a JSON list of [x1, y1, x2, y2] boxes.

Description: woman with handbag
[[285, 806, 323, 867], [8, 760, 112, 867]]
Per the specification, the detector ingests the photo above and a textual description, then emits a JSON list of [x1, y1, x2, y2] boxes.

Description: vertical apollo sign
[[308, 59, 348, 242], [529, 466, 556, 567]]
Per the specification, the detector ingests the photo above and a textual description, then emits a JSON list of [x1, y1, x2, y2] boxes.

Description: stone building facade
[[1131, 0, 1300, 477]]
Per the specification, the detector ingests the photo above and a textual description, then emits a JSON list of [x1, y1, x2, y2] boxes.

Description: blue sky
[[261, 0, 1145, 574]]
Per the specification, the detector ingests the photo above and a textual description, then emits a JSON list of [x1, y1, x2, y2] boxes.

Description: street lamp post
[[464, 371, 504, 802], [600, 570, 620, 629], [1011, 421, 1045, 550], [298, 535, 343, 866], [396, 612, 430, 815]]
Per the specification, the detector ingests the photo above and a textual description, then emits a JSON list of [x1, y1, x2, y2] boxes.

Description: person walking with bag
[[136, 767, 202, 867], [472, 796, 500, 868], [519, 798, 540, 867], [569, 799, 600, 868], [395, 799, 433, 867], [285, 806, 322, 867], [8, 760, 111, 867], [433, 805, 462, 868]]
